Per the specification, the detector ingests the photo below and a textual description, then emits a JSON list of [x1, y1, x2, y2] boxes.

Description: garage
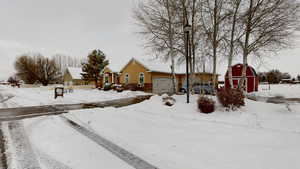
[[152, 77, 173, 94]]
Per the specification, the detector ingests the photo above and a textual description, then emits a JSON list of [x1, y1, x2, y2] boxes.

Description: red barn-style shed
[[225, 64, 259, 93]]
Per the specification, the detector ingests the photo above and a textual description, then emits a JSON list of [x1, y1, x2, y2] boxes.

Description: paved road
[[61, 116, 159, 169], [0, 95, 152, 122]]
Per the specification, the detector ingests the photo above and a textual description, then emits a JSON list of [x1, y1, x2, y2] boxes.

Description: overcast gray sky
[[0, 0, 299, 80]]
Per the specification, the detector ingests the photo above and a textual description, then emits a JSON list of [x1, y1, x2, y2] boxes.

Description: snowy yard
[[0, 85, 146, 107], [66, 95, 300, 169], [255, 84, 300, 98], [0, 85, 300, 169]]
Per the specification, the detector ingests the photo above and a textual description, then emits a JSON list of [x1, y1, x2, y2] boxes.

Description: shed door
[[152, 77, 173, 94], [232, 78, 247, 91], [233, 79, 239, 89]]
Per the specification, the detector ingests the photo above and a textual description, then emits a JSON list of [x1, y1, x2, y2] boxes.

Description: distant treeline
[[258, 70, 300, 84]]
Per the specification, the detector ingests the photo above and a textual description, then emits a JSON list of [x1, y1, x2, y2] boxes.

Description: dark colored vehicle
[[180, 83, 214, 94]]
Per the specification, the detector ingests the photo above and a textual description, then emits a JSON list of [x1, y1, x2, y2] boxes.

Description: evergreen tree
[[81, 50, 109, 88]]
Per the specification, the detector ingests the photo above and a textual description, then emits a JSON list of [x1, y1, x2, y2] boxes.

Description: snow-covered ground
[[23, 116, 134, 169], [1, 85, 300, 169], [253, 84, 300, 98], [0, 85, 146, 107], [68, 95, 300, 169], [0, 86, 146, 169]]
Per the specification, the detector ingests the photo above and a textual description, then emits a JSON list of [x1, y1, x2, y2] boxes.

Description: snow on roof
[[67, 67, 83, 80], [130, 57, 187, 74], [105, 64, 122, 73]]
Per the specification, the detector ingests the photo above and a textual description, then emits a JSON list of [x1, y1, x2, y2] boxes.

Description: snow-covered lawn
[[1, 85, 300, 169], [67, 95, 300, 169], [0, 86, 146, 107], [254, 84, 300, 98], [21, 116, 134, 169], [0, 86, 146, 169]]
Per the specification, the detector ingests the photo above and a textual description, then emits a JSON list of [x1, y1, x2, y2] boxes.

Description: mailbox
[[54, 87, 64, 99]]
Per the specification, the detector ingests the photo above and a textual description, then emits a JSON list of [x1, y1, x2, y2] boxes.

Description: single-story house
[[64, 67, 93, 86], [119, 58, 218, 94], [280, 79, 294, 84], [100, 66, 120, 87], [225, 63, 259, 93]]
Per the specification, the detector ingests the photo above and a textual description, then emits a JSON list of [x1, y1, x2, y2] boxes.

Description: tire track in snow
[[25, 117, 73, 169], [7, 121, 41, 169], [35, 148, 72, 169], [0, 92, 40, 169], [60, 116, 159, 169], [0, 123, 8, 169]]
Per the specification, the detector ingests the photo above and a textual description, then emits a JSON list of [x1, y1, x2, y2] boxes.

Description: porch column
[[112, 72, 114, 83]]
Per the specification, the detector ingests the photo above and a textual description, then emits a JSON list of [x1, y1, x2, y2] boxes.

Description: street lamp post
[[184, 24, 192, 103]]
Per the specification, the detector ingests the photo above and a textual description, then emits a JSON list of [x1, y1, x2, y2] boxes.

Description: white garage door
[[152, 77, 173, 94]]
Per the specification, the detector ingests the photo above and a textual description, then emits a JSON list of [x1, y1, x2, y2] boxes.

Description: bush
[[124, 84, 137, 91], [116, 86, 124, 92], [197, 96, 215, 114], [103, 83, 112, 91], [136, 84, 145, 91], [217, 87, 245, 109]]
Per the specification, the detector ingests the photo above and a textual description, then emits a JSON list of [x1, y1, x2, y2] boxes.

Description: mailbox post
[[54, 87, 64, 99]]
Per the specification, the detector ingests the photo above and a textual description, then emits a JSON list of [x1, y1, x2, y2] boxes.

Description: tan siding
[[120, 60, 151, 84], [119, 58, 219, 91], [63, 71, 73, 82], [63, 70, 94, 86]]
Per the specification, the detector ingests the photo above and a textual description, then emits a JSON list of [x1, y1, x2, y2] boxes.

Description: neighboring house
[[100, 66, 120, 87], [225, 64, 259, 93], [119, 58, 218, 94], [64, 67, 91, 86], [0, 81, 10, 85], [280, 79, 294, 84]]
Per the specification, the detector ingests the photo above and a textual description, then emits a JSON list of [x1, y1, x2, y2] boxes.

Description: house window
[[125, 73, 129, 84], [139, 73, 144, 84]]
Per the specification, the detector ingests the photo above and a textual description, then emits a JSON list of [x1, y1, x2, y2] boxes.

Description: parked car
[[180, 83, 214, 94]]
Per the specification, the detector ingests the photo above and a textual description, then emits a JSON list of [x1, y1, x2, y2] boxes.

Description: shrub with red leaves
[[197, 96, 215, 114], [217, 87, 245, 109]]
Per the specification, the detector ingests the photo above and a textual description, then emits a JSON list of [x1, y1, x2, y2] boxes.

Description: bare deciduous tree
[[200, 0, 228, 89], [134, 0, 180, 93], [238, 0, 300, 89], [15, 54, 61, 86], [226, 0, 242, 88]]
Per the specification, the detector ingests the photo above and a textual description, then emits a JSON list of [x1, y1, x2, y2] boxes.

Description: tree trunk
[[228, 0, 241, 88], [166, 0, 177, 94], [171, 59, 177, 93], [212, 0, 219, 90], [238, 0, 253, 91]]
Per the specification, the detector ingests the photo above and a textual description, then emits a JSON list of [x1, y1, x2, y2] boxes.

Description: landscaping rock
[[162, 94, 176, 106]]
